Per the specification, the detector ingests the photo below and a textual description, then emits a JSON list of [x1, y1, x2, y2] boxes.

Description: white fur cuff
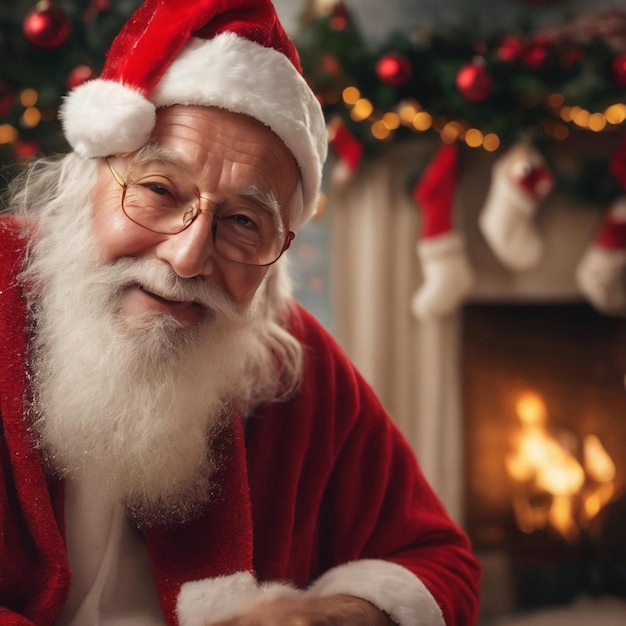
[[177, 572, 301, 626], [308, 559, 446, 626]]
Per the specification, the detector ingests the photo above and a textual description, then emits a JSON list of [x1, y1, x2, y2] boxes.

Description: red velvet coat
[[0, 217, 480, 625]]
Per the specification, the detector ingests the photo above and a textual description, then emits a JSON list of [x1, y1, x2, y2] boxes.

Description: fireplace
[[462, 302, 626, 617]]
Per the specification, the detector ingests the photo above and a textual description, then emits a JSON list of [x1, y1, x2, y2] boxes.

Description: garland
[[294, 2, 626, 203]]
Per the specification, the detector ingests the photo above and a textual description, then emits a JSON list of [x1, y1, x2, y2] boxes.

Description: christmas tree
[[0, 0, 142, 164]]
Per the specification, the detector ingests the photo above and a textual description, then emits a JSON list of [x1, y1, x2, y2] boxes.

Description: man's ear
[[283, 231, 296, 252]]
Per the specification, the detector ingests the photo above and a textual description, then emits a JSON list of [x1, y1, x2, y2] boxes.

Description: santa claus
[[0, 1, 480, 625]]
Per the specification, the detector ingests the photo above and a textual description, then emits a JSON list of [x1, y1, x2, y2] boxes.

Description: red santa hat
[[59, 0, 327, 226]]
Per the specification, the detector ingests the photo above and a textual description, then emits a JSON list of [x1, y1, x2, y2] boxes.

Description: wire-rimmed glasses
[[105, 158, 294, 266]]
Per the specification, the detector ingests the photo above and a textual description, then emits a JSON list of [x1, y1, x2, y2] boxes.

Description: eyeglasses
[[105, 158, 295, 266]]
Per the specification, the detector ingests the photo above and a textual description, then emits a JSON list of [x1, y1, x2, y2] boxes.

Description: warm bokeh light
[[398, 99, 421, 124], [605, 103, 626, 125], [371, 120, 391, 140], [440, 120, 464, 143], [588, 112, 606, 132], [0, 124, 18, 144], [412, 111, 432, 132], [342, 86, 360, 105], [464, 128, 483, 148], [19, 88, 38, 107], [547, 92, 565, 108], [382, 112, 400, 130], [20, 107, 41, 128], [482, 133, 500, 152], [351, 98, 373, 122]]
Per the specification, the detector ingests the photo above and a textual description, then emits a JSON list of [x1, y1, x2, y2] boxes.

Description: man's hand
[[209, 593, 395, 626]]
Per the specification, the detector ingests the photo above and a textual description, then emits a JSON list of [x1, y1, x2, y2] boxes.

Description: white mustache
[[87, 258, 247, 322]]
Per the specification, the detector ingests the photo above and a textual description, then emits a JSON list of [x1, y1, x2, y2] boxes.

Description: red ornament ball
[[23, 4, 71, 50], [612, 54, 626, 87], [14, 139, 41, 159], [67, 65, 96, 89], [522, 42, 550, 69], [560, 45, 583, 69], [321, 54, 341, 75], [456, 62, 492, 102], [497, 34, 525, 62], [329, 3, 349, 31], [376, 53, 412, 87]]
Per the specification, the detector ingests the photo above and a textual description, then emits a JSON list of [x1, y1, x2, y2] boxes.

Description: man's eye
[[127, 177, 182, 211], [142, 182, 173, 197], [233, 214, 258, 229]]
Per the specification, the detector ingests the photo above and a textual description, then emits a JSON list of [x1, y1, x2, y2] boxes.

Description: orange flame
[[507, 391, 615, 540]]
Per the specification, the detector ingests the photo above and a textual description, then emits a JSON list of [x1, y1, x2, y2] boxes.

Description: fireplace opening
[[462, 303, 626, 615]]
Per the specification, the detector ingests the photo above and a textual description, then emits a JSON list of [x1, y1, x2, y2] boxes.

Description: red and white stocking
[[327, 117, 363, 184], [576, 196, 626, 316], [411, 142, 474, 319], [479, 143, 554, 271]]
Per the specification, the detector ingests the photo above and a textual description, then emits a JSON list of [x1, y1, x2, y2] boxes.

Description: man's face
[[90, 105, 300, 328]]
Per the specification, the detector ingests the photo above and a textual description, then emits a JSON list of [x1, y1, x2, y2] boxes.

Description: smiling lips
[[122, 284, 204, 327]]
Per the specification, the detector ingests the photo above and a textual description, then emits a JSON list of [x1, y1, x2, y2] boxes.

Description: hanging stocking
[[411, 141, 474, 319], [327, 116, 363, 184], [479, 142, 554, 271], [578, 132, 626, 316], [577, 196, 626, 316]]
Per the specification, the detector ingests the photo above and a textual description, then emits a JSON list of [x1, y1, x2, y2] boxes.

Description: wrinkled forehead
[[149, 105, 300, 177]]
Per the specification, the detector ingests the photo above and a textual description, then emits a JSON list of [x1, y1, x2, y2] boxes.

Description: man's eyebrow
[[128, 145, 188, 171], [240, 186, 280, 217]]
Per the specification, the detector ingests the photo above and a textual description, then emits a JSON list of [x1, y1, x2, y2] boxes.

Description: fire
[[584, 434, 616, 483], [506, 390, 616, 541]]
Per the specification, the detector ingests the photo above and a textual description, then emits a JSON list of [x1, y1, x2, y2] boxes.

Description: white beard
[[24, 191, 283, 525]]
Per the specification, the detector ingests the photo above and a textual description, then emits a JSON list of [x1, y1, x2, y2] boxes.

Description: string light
[[0, 124, 18, 144], [483, 134, 500, 152], [588, 113, 606, 132], [605, 103, 626, 125], [340, 85, 623, 151], [464, 128, 483, 148], [20, 107, 41, 128], [547, 93, 565, 109], [19, 88, 38, 107], [547, 100, 626, 131], [350, 98, 373, 122], [398, 99, 421, 125], [441, 120, 465, 143], [371, 120, 391, 140], [342, 86, 360, 105], [412, 111, 432, 132], [571, 107, 590, 128]]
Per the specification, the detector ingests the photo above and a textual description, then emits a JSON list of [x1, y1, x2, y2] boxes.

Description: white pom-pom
[[60, 79, 156, 157]]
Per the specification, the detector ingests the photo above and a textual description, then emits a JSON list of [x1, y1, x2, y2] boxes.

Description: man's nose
[[156, 209, 216, 278]]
